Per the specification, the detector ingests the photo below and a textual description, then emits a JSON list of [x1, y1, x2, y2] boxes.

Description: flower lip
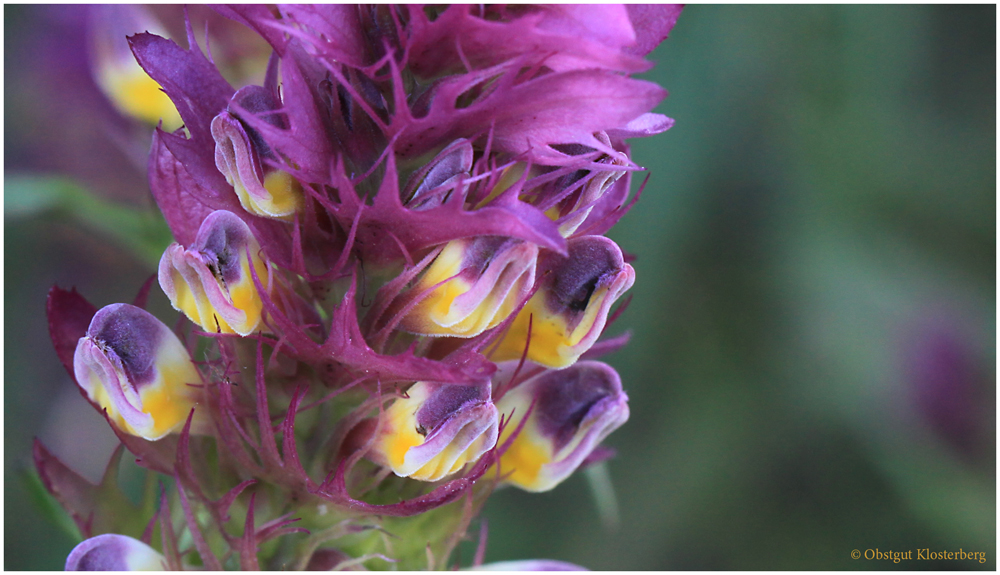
[[546, 236, 629, 323], [195, 210, 256, 286], [473, 559, 588, 571], [533, 366, 620, 453], [415, 380, 491, 433], [86, 303, 166, 388]]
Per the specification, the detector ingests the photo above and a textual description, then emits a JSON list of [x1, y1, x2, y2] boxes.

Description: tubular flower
[[495, 361, 629, 492], [402, 236, 538, 338], [66, 534, 166, 571], [212, 86, 302, 219], [490, 236, 635, 368], [88, 5, 182, 129], [73, 303, 203, 441], [370, 380, 499, 482], [39, 4, 683, 571], [158, 210, 271, 336]]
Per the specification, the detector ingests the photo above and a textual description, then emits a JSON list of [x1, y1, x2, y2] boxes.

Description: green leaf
[[21, 469, 83, 543], [5, 175, 174, 267]]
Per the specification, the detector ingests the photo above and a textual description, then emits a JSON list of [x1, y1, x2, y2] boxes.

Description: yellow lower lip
[[496, 420, 550, 491], [488, 286, 609, 369]]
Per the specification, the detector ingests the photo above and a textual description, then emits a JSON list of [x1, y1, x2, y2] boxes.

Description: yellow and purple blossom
[[73, 303, 203, 441], [402, 236, 538, 338], [490, 236, 635, 368], [158, 210, 271, 336], [495, 361, 629, 492], [371, 380, 499, 482], [212, 86, 303, 219], [66, 533, 165, 571]]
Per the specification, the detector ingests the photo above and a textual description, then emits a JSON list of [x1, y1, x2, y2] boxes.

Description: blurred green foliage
[[5, 5, 994, 570], [6, 176, 173, 267], [478, 5, 994, 570]]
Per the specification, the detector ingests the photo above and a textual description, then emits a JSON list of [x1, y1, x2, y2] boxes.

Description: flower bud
[[402, 237, 538, 338], [490, 236, 634, 368], [212, 87, 302, 218], [89, 6, 182, 129], [158, 210, 270, 336], [66, 533, 165, 571], [371, 380, 499, 482], [495, 362, 628, 492], [73, 304, 203, 441], [547, 134, 629, 236], [403, 138, 474, 211]]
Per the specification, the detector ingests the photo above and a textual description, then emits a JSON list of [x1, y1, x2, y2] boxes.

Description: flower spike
[[495, 361, 629, 492], [490, 236, 635, 368], [213, 86, 302, 219], [402, 237, 538, 338], [371, 380, 499, 482], [41, 4, 683, 569], [66, 533, 166, 571], [159, 210, 271, 336], [73, 303, 203, 441]]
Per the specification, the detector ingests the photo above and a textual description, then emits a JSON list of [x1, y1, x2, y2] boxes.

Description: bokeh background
[[5, 5, 995, 570]]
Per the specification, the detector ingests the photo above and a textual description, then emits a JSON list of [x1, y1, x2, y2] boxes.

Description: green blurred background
[[5, 5, 995, 570]]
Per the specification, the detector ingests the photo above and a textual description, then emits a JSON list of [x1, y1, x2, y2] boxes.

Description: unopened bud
[[547, 133, 629, 236]]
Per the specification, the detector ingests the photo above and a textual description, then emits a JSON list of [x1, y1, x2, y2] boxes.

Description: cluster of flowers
[[38, 5, 680, 570]]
